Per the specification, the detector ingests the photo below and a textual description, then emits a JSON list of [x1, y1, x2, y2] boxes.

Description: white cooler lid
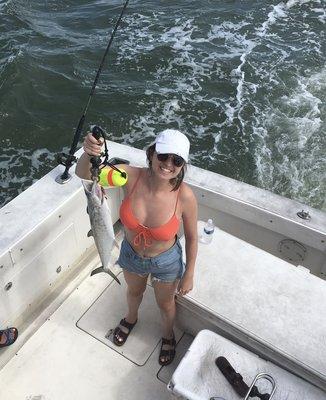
[[168, 330, 326, 400]]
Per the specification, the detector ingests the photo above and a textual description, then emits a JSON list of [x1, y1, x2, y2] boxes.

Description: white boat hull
[[0, 141, 325, 397]]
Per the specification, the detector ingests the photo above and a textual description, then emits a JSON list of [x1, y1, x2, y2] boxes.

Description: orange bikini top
[[119, 171, 180, 247]]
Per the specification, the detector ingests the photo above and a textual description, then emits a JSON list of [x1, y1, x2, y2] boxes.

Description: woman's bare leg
[[113, 270, 148, 345], [153, 280, 179, 363], [153, 280, 179, 337], [124, 270, 148, 323]]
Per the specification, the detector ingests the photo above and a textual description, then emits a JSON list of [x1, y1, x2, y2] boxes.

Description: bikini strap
[[174, 185, 182, 213], [128, 169, 142, 197]]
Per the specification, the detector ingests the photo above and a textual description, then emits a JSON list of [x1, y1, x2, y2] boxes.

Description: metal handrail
[[244, 373, 276, 400]]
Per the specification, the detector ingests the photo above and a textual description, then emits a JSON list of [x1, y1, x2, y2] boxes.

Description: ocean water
[[0, 0, 325, 210]]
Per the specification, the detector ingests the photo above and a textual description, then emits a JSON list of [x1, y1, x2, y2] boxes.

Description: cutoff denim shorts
[[117, 237, 185, 283]]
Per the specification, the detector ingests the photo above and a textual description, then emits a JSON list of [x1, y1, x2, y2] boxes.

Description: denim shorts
[[117, 238, 185, 283]]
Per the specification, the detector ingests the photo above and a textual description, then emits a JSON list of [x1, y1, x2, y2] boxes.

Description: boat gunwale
[[1, 141, 325, 257]]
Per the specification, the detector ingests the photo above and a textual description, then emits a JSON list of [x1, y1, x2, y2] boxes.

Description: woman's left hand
[[177, 272, 194, 296]]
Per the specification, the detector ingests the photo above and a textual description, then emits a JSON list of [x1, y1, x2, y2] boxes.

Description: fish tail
[[90, 266, 121, 285]]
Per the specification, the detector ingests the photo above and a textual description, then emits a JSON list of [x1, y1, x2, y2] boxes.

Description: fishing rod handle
[[91, 125, 105, 141], [88, 125, 105, 181], [89, 125, 126, 177]]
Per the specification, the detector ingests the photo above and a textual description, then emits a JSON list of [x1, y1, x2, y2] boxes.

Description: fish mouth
[[82, 179, 94, 192], [82, 179, 105, 203]]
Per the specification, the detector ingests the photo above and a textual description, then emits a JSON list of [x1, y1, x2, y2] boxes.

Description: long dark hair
[[146, 144, 187, 191]]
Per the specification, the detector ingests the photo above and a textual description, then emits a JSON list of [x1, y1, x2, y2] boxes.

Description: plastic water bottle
[[200, 219, 214, 244]]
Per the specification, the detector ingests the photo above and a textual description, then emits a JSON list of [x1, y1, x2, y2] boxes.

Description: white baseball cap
[[155, 129, 190, 162]]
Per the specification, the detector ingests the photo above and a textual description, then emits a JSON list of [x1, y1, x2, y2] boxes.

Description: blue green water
[[0, 0, 325, 210]]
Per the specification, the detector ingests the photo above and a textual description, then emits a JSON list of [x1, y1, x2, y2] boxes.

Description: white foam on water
[[220, 1, 306, 136], [230, 39, 256, 127], [161, 21, 194, 51], [210, 0, 325, 209], [257, 3, 288, 37], [1, 47, 24, 72], [285, 0, 313, 8], [116, 12, 231, 148], [126, 96, 185, 145], [225, 3, 292, 132], [312, 7, 326, 23], [254, 67, 326, 209], [115, 5, 324, 208], [117, 13, 163, 61], [256, 0, 321, 37], [30, 148, 57, 170], [2, 4, 318, 209], [0, 146, 64, 206], [118, 9, 261, 147], [208, 23, 253, 59]]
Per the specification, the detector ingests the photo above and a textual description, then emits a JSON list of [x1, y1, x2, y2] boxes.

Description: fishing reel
[[89, 125, 108, 181], [56, 124, 128, 185], [55, 125, 107, 183], [55, 125, 107, 184], [89, 125, 128, 184]]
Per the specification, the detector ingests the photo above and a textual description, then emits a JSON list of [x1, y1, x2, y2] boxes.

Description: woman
[[0, 327, 18, 348], [76, 129, 198, 365]]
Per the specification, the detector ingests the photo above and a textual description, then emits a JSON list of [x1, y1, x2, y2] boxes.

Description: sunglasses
[[156, 153, 184, 167]]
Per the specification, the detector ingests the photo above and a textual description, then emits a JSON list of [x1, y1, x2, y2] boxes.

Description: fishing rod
[[56, 0, 130, 184]]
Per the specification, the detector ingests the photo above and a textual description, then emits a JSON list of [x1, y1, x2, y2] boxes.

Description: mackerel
[[82, 179, 120, 284]]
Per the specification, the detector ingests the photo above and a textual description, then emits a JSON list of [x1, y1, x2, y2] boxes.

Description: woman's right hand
[[83, 132, 104, 156]]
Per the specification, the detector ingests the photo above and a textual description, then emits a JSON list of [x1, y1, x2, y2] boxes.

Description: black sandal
[[113, 318, 137, 346], [0, 327, 18, 348], [159, 333, 176, 366]]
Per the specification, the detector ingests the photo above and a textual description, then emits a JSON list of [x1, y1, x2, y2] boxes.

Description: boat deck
[[0, 258, 180, 400], [0, 223, 326, 399]]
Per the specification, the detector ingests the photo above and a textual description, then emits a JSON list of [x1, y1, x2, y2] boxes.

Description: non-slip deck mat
[[77, 275, 182, 366]]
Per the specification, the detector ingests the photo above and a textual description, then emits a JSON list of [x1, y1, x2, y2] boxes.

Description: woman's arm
[[178, 185, 198, 295], [75, 132, 103, 180], [75, 152, 94, 180], [75, 132, 132, 182]]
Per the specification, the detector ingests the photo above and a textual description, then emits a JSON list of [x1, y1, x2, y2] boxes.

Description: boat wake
[[0, 0, 325, 210]]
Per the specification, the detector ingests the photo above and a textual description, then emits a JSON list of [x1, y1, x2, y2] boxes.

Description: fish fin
[[87, 229, 93, 237], [90, 267, 103, 276], [107, 269, 121, 285], [90, 266, 121, 285]]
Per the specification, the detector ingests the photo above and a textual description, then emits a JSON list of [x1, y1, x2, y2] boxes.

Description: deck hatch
[[77, 276, 166, 366]]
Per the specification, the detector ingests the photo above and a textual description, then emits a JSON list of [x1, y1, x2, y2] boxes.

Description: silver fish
[[82, 179, 121, 284]]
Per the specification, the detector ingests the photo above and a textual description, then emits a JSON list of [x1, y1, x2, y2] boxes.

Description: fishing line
[[57, 0, 130, 183]]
